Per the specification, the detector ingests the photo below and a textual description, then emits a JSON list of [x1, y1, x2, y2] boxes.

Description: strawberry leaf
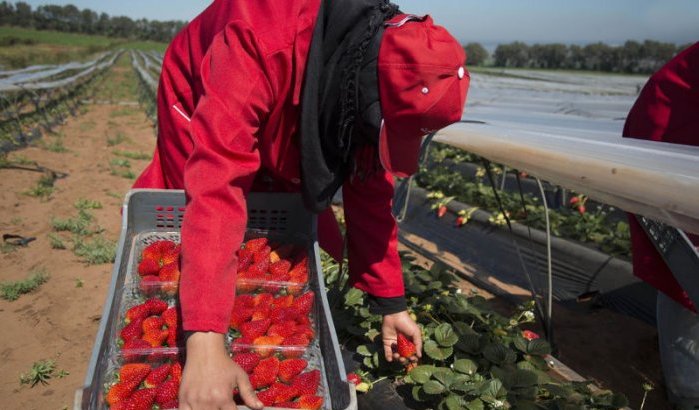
[[435, 323, 458, 347], [409, 365, 436, 384], [452, 359, 478, 376], [424, 340, 454, 361], [423, 380, 446, 395]]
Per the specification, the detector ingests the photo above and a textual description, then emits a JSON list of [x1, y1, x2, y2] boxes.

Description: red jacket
[[133, 0, 405, 333], [623, 42, 699, 311]]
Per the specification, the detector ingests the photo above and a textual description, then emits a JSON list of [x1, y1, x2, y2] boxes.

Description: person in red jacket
[[134, 1, 469, 409], [623, 41, 699, 407], [623, 41, 699, 311]]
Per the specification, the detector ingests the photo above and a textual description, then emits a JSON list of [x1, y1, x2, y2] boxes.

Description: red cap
[[378, 14, 469, 177]]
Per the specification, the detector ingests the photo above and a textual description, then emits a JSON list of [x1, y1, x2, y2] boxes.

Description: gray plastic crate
[[75, 189, 356, 410]]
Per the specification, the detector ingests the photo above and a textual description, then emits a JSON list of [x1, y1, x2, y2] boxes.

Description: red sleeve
[[180, 22, 274, 333], [343, 169, 404, 298]]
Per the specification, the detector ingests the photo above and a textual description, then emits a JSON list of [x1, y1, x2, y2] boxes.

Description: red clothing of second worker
[[623, 42, 699, 311], [133, 0, 405, 333]]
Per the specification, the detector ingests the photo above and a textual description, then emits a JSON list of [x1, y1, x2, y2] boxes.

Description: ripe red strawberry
[[238, 246, 255, 270], [292, 291, 314, 316], [106, 380, 139, 406], [269, 307, 298, 324], [142, 316, 164, 334], [289, 256, 308, 276], [251, 306, 271, 321], [267, 321, 297, 338], [170, 362, 182, 384], [272, 295, 294, 308], [159, 262, 180, 283], [155, 379, 179, 406], [233, 352, 261, 373], [253, 335, 284, 357], [162, 307, 178, 329], [138, 258, 160, 276], [522, 330, 540, 340], [143, 329, 169, 347], [347, 372, 361, 385], [123, 387, 156, 410], [245, 262, 268, 280], [160, 244, 180, 266], [166, 326, 178, 347], [144, 298, 168, 315], [142, 240, 177, 264], [455, 216, 466, 227], [125, 304, 150, 324], [269, 260, 291, 277], [278, 359, 308, 383], [253, 245, 272, 264], [578, 205, 586, 215], [119, 363, 151, 385], [297, 394, 324, 410], [160, 399, 179, 410], [437, 205, 448, 218], [240, 319, 271, 340], [250, 356, 280, 389], [229, 307, 254, 328], [282, 334, 310, 349], [235, 294, 255, 308], [120, 318, 144, 343], [569, 196, 580, 205], [296, 315, 312, 327], [245, 238, 268, 252], [294, 325, 315, 342], [257, 382, 299, 405], [397, 333, 416, 358], [292, 370, 320, 396], [144, 363, 171, 388], [253, 293, 274, 307]]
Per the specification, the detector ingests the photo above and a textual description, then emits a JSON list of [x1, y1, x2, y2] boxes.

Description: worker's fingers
[[237, 373, 263, 410], [384, 342, 394, 362]]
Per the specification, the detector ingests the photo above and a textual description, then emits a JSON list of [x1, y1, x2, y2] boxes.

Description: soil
[[0, 54, 670, 410]]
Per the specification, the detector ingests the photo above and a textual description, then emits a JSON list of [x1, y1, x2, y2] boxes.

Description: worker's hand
[[381, 311, 422, 364], [179, 332, 263, 410]]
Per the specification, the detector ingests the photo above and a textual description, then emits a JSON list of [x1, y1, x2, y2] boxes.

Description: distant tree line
[[465, 40, 694, 74], [0, 1, 186, 42]]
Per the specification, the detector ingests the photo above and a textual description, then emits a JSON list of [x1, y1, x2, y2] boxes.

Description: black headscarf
[[299, 0, 400, 212]]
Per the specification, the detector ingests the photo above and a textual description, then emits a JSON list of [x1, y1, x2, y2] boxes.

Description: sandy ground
[[0, 55, 156, 410], [0, 54, 669, 410]]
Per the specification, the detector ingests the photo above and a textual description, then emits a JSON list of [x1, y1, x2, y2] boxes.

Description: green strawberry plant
[[324, 251, 629, 409]]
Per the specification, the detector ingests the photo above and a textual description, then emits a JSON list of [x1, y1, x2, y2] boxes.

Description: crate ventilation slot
[[248, 208, 289, 232], [154, 205, 186, 229]]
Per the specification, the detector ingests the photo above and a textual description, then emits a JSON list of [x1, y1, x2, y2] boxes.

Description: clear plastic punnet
[[100, 350, 184, 410], [235, 230, 313, 295], [109, 284, 182, 358], [127, 231, 181, 296], [230, 345, 331, 410], [228, 287, 319, 351]]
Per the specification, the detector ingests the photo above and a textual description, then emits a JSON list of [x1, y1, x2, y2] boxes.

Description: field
[[0, 26, 167, 69], [0, 31, 672, 410]]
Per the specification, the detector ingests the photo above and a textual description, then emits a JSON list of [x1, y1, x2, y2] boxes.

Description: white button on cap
[[458, 66, 465, 79], [421, 87, 429, 94]]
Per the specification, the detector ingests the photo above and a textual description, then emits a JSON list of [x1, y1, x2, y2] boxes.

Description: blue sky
[[22, 0, 699, 46]]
